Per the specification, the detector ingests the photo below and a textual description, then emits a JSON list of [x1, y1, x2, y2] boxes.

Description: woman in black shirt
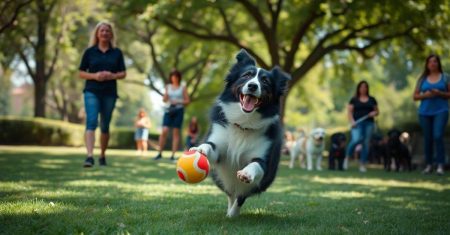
[[344, 81, 379, 172], [79, 22, 126, 167]]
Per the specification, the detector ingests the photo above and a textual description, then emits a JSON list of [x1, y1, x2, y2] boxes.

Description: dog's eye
[[261, 77, 270, 85], [242, 72, 252, 79]]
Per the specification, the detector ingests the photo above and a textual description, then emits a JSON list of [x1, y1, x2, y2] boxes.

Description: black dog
[[369, 133, 387, 165], [328, 132, 347, 171], [386, 129, 412, 172]]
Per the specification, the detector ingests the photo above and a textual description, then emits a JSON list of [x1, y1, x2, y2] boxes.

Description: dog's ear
[[225, 49, 256, 83], [271, 66, 291, 97], [236, 49, 256, 67]]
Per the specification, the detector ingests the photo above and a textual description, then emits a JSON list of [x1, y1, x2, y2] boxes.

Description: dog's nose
[[247, 83, 258, 92]]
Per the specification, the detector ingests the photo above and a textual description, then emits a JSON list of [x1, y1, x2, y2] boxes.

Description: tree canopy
[[1, 0, 449, 134]]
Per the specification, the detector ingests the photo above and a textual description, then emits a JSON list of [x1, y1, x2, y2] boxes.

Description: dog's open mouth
[[240, 94, 260, 113]]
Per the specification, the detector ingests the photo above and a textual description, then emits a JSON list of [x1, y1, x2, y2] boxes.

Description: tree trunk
[[33, 0, 48, 117], [34, 78, 46, 117]]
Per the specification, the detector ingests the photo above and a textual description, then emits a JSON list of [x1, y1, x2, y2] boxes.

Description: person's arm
[[431, 82, 450, 99], [105, 71, 126, 80], [163, 85, 169, 103], [181, 86, 190, 105], [347, 104, 355, 126], [369, 105, 379, 117], [413, 79, 436, 101], [79, 71, 102, 81], [413, 88, 435, 101]]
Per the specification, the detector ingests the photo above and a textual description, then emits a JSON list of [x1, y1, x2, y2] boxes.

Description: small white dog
[[289, 128, 326, 170]]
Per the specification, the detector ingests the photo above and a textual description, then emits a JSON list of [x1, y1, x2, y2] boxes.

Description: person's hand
[[350, 120, 356, 128], [103, 71, 114, 80], [95, 72, 106, 81], [369, 111, 377, 117], [423, 90, 435, 98], [431, 89, 442, 96]]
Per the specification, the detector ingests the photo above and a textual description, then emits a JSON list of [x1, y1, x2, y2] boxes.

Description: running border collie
[[191, 49, 290, 217]]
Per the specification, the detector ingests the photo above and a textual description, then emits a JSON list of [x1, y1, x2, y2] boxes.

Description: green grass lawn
[[0, 146, 449, 234]]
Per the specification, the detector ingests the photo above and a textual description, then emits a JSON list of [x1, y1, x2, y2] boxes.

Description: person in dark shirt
[[413, 54, 450, 175], [185, 116, 200, 150], [344, 81, 379, 172], [79, 22, 126, 167]]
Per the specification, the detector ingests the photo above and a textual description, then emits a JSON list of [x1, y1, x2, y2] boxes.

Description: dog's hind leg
[[227, 195, 236, 214], [227, 196, 246, 217]]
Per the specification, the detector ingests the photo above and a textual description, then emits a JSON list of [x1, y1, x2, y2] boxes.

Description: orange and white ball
[[176, 150, 210, 184]]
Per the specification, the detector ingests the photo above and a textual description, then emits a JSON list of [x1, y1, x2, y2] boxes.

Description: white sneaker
[[359, 165, 367, 173], [422, 165, 432, 174], [437, 165, 444, 175]]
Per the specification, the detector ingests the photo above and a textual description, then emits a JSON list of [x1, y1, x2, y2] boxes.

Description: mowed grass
[[0, 146, 449, 234]]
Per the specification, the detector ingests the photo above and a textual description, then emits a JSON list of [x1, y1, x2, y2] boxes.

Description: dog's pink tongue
[[243, 95, 257, 112]]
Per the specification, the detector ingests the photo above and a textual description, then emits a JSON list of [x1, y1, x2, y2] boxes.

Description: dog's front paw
[[237, 170, 253, 184], [189, 144, 218, 162], [190, 144, 214, 160]]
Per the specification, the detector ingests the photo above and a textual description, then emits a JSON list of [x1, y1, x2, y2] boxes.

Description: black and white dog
[[191, 49, 290, 217]]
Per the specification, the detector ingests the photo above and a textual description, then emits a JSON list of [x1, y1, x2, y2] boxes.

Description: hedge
[[0, 116, 161, 149]]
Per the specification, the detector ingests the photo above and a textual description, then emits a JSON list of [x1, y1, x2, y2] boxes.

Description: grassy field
[[0, 146, 449, 234]]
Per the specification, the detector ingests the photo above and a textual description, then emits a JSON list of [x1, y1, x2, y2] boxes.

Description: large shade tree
[[146, 0, 450, 116], [5, 0, 61, 117], [3, 0, 98, 118]]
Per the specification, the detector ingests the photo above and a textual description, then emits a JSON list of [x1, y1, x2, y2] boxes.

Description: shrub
[[0, 117, 161, 149], [0, 116, 84, 146]]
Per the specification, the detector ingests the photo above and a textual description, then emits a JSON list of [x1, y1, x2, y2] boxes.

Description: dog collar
[[233, 123, 254, 131]]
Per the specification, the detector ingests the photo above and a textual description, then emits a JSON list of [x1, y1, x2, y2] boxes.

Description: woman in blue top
[[153, 69, 190, 161], [79, 22, 126, 167], [413, 54, 450, 175]]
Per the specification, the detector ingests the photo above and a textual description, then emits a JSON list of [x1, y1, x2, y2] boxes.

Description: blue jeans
[[419, 111, 449, 165], [84, 91, 117, 133], [346, 120, 375, 164]]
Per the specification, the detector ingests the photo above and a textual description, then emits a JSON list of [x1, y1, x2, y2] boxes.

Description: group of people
[[325, 54, 448, 174], [133, 107, 199, 159], [285, 55, 449, 174], [78, 21, 198, 167], [78, 21, 449, 175]]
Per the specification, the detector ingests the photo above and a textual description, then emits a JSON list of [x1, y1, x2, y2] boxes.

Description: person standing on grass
[[344, 81, 379, 173], [135, 108, 151, 156], [79, 21, 126, 167], [413, 54, 450, 175], [185, 116, 200, 150], [153, 69, 190, 161]]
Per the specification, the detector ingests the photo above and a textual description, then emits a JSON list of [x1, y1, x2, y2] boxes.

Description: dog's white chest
[[225, 127, 270, 166]]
